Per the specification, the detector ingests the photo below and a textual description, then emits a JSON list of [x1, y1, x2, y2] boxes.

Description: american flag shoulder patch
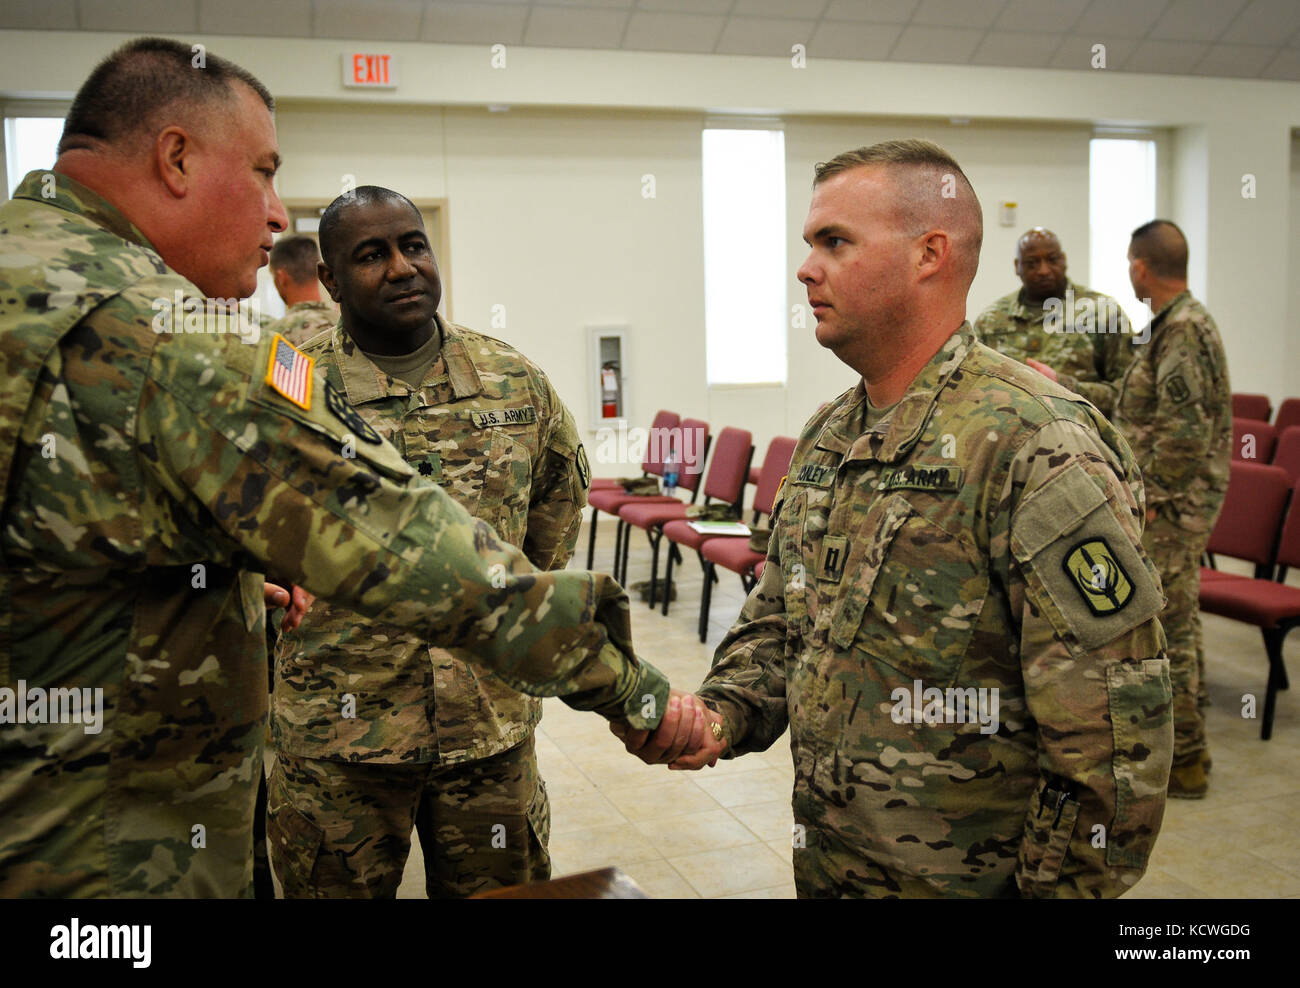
[[265, 334, 314, 411]]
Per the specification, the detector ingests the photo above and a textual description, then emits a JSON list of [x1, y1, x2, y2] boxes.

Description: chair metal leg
[[647, 529, 662, 608], [586, 510, 599, 569], [1261, 627, 1287, 741], [661, 541, 676, 615], [619, 521, 633, 585], [699, 561, 716, 642]]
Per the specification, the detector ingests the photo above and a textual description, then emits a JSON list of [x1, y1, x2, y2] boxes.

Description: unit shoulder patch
[[1062, 537, 1133, 616]]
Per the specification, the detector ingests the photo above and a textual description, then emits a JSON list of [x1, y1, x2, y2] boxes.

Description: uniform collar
[[1151, 290, 1191, 327], [816, 322, 975, 466], [288, 300, 334, 313], [329, 313, 483, 405], [13, 169, 160, 256]]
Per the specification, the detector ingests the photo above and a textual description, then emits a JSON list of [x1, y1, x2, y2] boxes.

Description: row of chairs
[[586, 409, 797, 642], [1200, 460, 1299, 740], [1231, 393, 1300, 434], [1231, 418, 1300, 481]]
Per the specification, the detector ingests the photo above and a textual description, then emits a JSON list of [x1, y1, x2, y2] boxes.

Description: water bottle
[[663, 443, 680, 496]]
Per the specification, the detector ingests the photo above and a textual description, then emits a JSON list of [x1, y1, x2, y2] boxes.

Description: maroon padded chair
[[586, 409, 679, 570], [607, 418, 712, 585], [666, 436, 796, 638], [1202, 462, 1291, 581], [1274, 398, 1300, 438], [1272, 427, 1300, 485], [617, 423, 743, 601], [1232, 393, 1272, 422], [1232, 418, 1276, 463], [1198, 474, 1299, 739]]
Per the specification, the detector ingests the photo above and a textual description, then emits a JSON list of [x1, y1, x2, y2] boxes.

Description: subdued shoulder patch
[[1012, 461, 1162, 653], [325, 380, 382, 444], [576, 443, 591, 488], [1062, 538, 1133, 616], [265, 334, 314, 411], [471, 406, 537, 428], [1164, 375, 1190, 404]]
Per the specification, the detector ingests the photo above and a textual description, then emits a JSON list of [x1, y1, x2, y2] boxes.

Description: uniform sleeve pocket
[[1011, 462, 1163, 657], [1017, 778, 1081, 898], [1107, 658, 1173, 868]]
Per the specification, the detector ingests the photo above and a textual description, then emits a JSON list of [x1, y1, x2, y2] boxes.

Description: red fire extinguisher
[[601, 361, 620, 419]]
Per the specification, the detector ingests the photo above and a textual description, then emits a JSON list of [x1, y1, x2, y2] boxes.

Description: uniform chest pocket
[[830, 493, 987, 689], [437, 428, 534, 545]]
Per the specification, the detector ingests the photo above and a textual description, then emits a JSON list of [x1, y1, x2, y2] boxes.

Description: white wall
[[2, 28, 1297, 446]]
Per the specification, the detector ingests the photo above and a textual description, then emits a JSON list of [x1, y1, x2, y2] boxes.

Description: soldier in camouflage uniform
[[263, 234, 337, 347], [1112, 220, 1231, 798], [0, 38, 672, 899], [617, 141, 1172, 898], [974, 228, 1136, 416], [270, 187, 588, 897]]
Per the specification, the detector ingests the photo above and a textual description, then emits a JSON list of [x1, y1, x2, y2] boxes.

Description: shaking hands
[[610, 688, 727, 770]]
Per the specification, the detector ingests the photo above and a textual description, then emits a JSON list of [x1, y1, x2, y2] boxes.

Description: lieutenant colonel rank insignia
[[1063, 538, 1133, 616], [265, 334, 314, 410], [325, 380, 382, 444]]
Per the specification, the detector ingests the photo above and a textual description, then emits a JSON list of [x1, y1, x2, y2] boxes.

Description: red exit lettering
[[347, 53, 393, 87]]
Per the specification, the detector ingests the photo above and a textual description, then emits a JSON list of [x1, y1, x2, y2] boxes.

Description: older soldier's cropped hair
[[814, 139, 984, 287], [1130, 219, 1188, 281], [270, 235, 324, 286], [58, 36, 274, 156]]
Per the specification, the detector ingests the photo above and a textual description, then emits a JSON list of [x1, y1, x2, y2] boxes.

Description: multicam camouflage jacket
[[273, 318, 588, 765], [699, 324, 1172, 899], [0, 170, 666, 898], [263, 299, 337, 347], [1112, 291, 1231, 534], [974, 280, 1136, 416]]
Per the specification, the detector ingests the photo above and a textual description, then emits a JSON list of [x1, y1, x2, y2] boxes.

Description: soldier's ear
[[155, 126, 192, 198], [317, 260, 341, 303]]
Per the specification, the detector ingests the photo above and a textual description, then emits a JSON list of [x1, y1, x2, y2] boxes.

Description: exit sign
[[342, 52, 396, 88]]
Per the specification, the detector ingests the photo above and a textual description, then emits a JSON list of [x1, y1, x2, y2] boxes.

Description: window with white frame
[[1089, 137, 1157, 328], [5, 116, 64, 197], [702, 127, 787, 385]]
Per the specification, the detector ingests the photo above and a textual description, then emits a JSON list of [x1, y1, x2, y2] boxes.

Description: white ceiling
[[3, 0, 1299, 81]]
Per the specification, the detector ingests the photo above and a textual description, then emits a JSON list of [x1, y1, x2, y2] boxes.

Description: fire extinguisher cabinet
[[587, 325, 627, 428]]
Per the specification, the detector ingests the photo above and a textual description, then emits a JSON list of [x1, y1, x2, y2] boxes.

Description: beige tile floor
[[391, 522, 1300, 899]]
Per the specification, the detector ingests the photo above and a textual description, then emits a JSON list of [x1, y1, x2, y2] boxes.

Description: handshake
[[610, 689, 728, 770]]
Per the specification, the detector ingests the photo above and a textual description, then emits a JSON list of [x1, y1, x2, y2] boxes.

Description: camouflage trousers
[[791, 824, 1018, 898], [1144, 515, 1210, 763], [268, 736, 550, 898]]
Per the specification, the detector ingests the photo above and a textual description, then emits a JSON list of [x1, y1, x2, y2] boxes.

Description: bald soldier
[[1112, 220, 1230, 798], [0, 37, 693, 898], [270, 187, 589, 898], [264, 234, 337, 346], [974, 228, 1136, 416], [616, 140, 1173, 898]]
